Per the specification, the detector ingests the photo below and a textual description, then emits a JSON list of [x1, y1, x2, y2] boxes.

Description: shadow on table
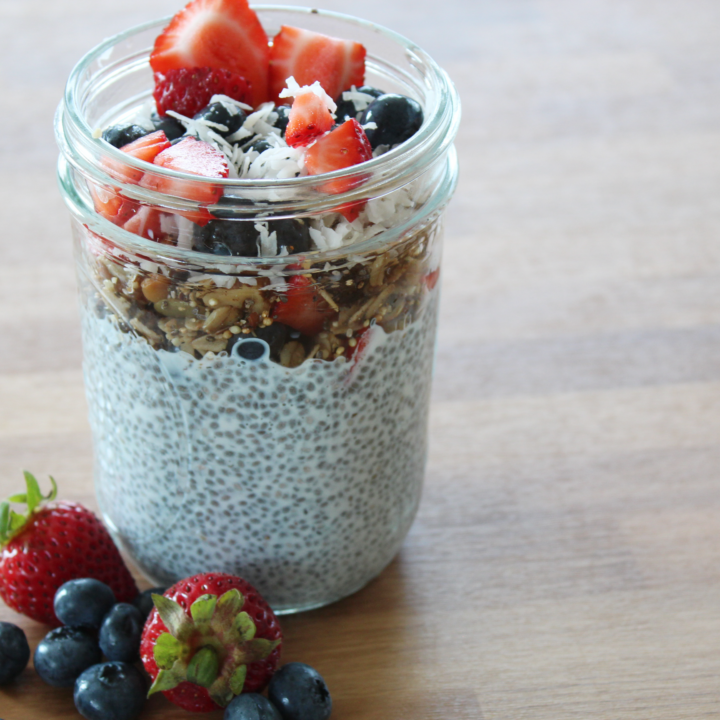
[[279, 553, 483, 720]]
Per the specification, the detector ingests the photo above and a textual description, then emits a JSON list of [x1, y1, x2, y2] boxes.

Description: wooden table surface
[[2, 0, 720, 718]]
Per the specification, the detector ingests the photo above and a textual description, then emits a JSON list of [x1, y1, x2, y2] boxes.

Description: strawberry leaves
[[0, 473, 58, 546], [147, 588, 280, 706]]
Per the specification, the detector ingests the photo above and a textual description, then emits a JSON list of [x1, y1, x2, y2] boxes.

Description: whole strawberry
[[140, 573, 282, 712], [0, 473, 138, 626]]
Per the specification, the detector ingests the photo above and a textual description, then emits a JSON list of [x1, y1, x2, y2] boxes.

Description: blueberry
[[267, 663, 332, 720], [131, 587, 167, 621], [359, 93, 423, 149], [74, 661, 146, 720], [230, 339, 267, 360], [254, 322, 289, 359], [225, 693, 283, 720], [151, 112, 186, 141], [247, 138, 273, 155], [98, 604, 143, 663], [274, 218, 311, 255], [194, 219, 259, 257], [334, 85, 385, 123], [101, 124, 149, 148], [194, 102, 246, 138], [272, 104, 291, 135], [34, 626, 102, 687], [54, 578, 116, 629], [0, 622, 30, 685]]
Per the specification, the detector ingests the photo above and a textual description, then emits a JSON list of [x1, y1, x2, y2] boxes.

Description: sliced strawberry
[[123, 206, 164, 240], [424, 268, 440, 290], [103, 130, 171, 184], [272, 275, 337, 337], [269, 26, 365, 104], [89, 185, 139, 224], [285, 91, 334, 147], [153, 66, 251, 117], [92, 131, 169, 223], [304, 119, 373, 195], [140, 137, 228, 204], [150, 0, 269, 108]]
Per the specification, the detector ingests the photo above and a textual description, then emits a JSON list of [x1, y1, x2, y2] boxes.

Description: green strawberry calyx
[[149, 588, 280, 707], [0, 472, 57, 547]]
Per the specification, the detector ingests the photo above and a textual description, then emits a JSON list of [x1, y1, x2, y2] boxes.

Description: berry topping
[[304, 118, 373, 193], [99, 603, 144, 663], [284, 89, 334, 148], [334, 85, 384, 123], [195, 219, 259, 256], [34, 626, 102, 687], [141, 136, 229, 204], [74, 662, 147, 720], [132, 586, 168, 621], [225, 692, 283, 720], [359, 93, 424, 148], [233, 339, 267, 360], [102, 124, 149, 149], [269, 26, 366, 104], [267, 663, 332, 720], [194, 101, 247, 137], [254, 323, 290, 360], [153, 66, 251, 118], [151, 112, 186, 141], [0, 622, 30, 685], [54, 578, 116, 629], [274, 218, 311, 254], [272, 275, 337, 337], [122, 205, 163, 240], [150, 0, 270, 108], [140, 573, 282, 712], [103, 129, 171, 184], [0, 473, 138, 626], [272, 104, 291, 135]]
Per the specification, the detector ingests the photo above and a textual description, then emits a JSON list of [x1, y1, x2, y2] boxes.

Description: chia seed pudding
[[80, 281, 438, 611], [57, 3, 460, 611]]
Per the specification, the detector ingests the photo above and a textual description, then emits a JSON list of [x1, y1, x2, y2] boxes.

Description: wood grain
[[2, 0, 720, 718]]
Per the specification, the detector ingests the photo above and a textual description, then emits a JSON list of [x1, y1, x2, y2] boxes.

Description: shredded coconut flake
[[278, 76, 337, 114]]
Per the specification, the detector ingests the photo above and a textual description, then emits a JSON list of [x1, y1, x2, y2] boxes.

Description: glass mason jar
[[55, 6, 460, 613]]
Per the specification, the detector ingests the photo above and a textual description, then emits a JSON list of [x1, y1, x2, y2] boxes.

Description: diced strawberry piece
[[285, 91, 334, 148], [89, 185, 139, 224], [153, 67, 251, 117], [269, 26, 365, 105], [150, 0, 269, 108], [424, 268, 440, 290], [140, 137, 228, 204], [103, 130, 171, 185], [272, 275, 337, 337], [123, 206, 164, 240], [304, 119, 373, 194], [92, 131, 169, 224]]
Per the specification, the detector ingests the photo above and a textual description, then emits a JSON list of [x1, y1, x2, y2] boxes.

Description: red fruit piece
[[304, 118, 373, 197], [123, 206, 163, 240], [285, 91, 334, 148], [153, 66, 251, 118], [0, 473, 138, 626], [140, 136, 228, 204], [103, 130, 171, 185], [150, 0, 270, 108], [269, 26, 365, 104], [272, 274, 337, 337], [140, 573, 282, 712]]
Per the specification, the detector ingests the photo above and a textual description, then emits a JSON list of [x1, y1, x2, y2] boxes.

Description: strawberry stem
[[0, 473, 57, 546]]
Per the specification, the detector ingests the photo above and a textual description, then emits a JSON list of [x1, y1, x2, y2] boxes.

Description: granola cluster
[[79, 214, 442, 367]]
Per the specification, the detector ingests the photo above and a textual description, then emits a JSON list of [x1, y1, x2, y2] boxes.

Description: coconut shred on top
[[127, 78, 429, 256]]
